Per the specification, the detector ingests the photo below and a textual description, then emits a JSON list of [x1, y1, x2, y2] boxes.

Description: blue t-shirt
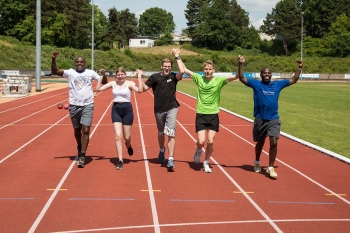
[[246, 79, 290, 120]]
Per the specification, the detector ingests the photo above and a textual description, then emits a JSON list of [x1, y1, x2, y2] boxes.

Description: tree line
[[0, 0, 349, 57]]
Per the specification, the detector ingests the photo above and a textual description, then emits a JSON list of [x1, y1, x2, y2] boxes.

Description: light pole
[[300, 12, 304, 79], [91, 0, 94, 71], [301, 12, 304, 61]]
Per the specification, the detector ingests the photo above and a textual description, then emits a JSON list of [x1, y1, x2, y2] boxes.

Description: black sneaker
[[77, 157, 85, 168], [125, 143, 133, 156], [116, 160, 123, 170]]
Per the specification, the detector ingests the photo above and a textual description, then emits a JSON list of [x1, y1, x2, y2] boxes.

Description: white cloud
[[94, 0, 280, 33]]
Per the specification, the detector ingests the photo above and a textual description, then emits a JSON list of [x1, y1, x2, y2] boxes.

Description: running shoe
[[77, 157, 85, 168], [167, 159, 175, 168], [266, 167, 278, 179], [125, 143, 133, 156], [194, 150, 202, 164], [203, 163, 212, 173], [254, 162, 261, 173], [116, 160, 123, 170], [158, 148, 165, 163]]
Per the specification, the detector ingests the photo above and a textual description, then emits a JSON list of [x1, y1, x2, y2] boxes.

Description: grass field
[[177, 80, 350, 159]]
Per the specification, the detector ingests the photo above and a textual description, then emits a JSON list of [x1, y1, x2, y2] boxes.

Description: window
[[140, 40, 145, 45]]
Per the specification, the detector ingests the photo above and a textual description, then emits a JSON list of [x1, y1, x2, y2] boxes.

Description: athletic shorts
[[69, 103, 94, 129], [111, 102, 134, 125], [253, 118, 281, 142], [155, 108, 178, 137], [196, 113, 219, 132]]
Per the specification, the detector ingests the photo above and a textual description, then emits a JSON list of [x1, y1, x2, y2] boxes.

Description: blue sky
[[94, 0, 280, 34]]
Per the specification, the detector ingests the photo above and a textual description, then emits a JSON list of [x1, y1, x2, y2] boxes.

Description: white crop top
[[112, 81, 131, 102]]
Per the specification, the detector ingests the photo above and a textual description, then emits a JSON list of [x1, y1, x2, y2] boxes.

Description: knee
[[197, 139, 205, 147], [115, 134, 123, 142], [81, 126, 90, 135], [270, 139, 278, 149]]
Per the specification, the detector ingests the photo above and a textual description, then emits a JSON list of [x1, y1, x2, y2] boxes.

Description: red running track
[[0, 84, 349, 233]]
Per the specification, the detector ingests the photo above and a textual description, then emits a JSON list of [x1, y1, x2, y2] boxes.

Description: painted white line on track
[[175, 113, 283, 233], [51, 218, 350, 232], [28, 100, 113, 233], [0, 101, 68, 130], [0, 91, 67, 113], [134, 91, 160, 233], [178, 91, 350, 204], [0, 114, 70, 164]]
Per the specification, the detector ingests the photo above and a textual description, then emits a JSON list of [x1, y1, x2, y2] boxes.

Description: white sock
[[268, 166, 273, 170], [169, 156, 174, 160], [203, 160, 209, 165], [160, 147, 165, 152]]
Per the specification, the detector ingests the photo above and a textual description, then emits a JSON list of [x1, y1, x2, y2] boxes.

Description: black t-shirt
[[145, 72, 180, 113]]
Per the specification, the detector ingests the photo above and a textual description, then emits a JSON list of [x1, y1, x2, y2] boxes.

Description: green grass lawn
[[177, 80, 350, 159]]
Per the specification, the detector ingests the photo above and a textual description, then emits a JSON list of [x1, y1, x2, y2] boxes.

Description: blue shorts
[[111, 102, 134, 125]]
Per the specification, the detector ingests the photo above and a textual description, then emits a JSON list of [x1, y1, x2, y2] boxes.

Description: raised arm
[[172, 48, 184, 80], [51, 51, 64, 76], [95, 69, 112, 92], [290, 60, 303, 85], [130, 69, 144, 93], [237, 55, 247, 85]]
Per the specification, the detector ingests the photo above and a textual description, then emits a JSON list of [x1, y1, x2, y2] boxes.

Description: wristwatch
[[175, 56, 181, 60]]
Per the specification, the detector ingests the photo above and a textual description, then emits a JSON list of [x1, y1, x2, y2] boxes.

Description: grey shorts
[[155, 108, 178, 137], [253, 118, 281, 142], [69, 103, 94, 129]]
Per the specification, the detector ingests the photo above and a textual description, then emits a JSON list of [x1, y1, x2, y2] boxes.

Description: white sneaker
[[254, 163, 261, 173], [194, 150, 201, 163], [203, 163, 212, 173], [266, 167, 278, 179]]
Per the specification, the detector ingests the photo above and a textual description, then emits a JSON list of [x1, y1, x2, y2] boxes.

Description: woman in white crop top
[[95, 67, 143, 170]]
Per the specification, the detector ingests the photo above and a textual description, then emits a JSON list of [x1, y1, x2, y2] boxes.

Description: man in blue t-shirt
[[237, 55, 303, 179]]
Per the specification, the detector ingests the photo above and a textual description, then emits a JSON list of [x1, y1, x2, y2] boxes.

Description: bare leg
[[268, 136, 278, 167], [255, 137, 266, 162], [167, 136, 175, 156], [81, 125, 90, 152], [205, 130, 216, 161], [197, 130, 206, 151], [123, 125, 132, 147], [113, 122, 123, 161]]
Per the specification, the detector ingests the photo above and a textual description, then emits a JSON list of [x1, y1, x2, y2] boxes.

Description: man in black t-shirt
[[141, 48, 185, 169]]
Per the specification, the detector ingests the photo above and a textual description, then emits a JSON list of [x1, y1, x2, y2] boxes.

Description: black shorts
[[195, 113, 219, 132], [253, 118, 281, 142], [111, 102, 134, 125]]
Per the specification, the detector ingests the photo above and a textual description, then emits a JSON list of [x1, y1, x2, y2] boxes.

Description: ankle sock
[[169, 156, 174, 160], [160, 147, 165, 152]]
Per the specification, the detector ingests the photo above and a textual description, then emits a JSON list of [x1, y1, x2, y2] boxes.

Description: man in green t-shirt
[[183, 60, 239, 173]]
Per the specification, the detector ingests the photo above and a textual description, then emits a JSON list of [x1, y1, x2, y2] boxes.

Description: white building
[[129, 36, 157, 48]]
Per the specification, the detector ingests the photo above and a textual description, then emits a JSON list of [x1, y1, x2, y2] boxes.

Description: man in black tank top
[[140, 48, 185, 170]]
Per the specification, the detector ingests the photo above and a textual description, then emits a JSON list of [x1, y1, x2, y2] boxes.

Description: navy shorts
[[195, 113, 219, 132], [253, 118, 281, 142], [111, 102, 134, 125]]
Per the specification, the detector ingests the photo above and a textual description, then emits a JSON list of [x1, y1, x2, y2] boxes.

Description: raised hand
[[238, 55, 245, 64], [52, 51, 59, 59], [172, 48, 180, 57]]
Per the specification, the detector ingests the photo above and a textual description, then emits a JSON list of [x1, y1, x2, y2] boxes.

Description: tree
[[138, 7, 175, 36], [326, 13, 350, 57], [184, 0, 210, 38], [0, 0, 30, 36], [260, 0, 302, 55], [302, 0, 350, 38]]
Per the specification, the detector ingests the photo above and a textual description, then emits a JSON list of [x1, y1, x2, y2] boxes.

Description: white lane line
[[28, 101, 113, 233], [178, 92, 350, 205], [51, 218, 350, 232], [176, 118, 283, 233], [0, 115, 69, 164], [0, 101, 68, 130], [133, 91, 160, 233], [0, 91, 67, 113]]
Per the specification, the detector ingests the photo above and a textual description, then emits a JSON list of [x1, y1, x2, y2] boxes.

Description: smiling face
[[260, 68, 272, 83], [161, 58, 173, 76], [74, 57, 85, 71]]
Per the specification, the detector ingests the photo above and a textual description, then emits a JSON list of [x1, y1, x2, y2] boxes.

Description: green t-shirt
[[192, 73, 227, 114]]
